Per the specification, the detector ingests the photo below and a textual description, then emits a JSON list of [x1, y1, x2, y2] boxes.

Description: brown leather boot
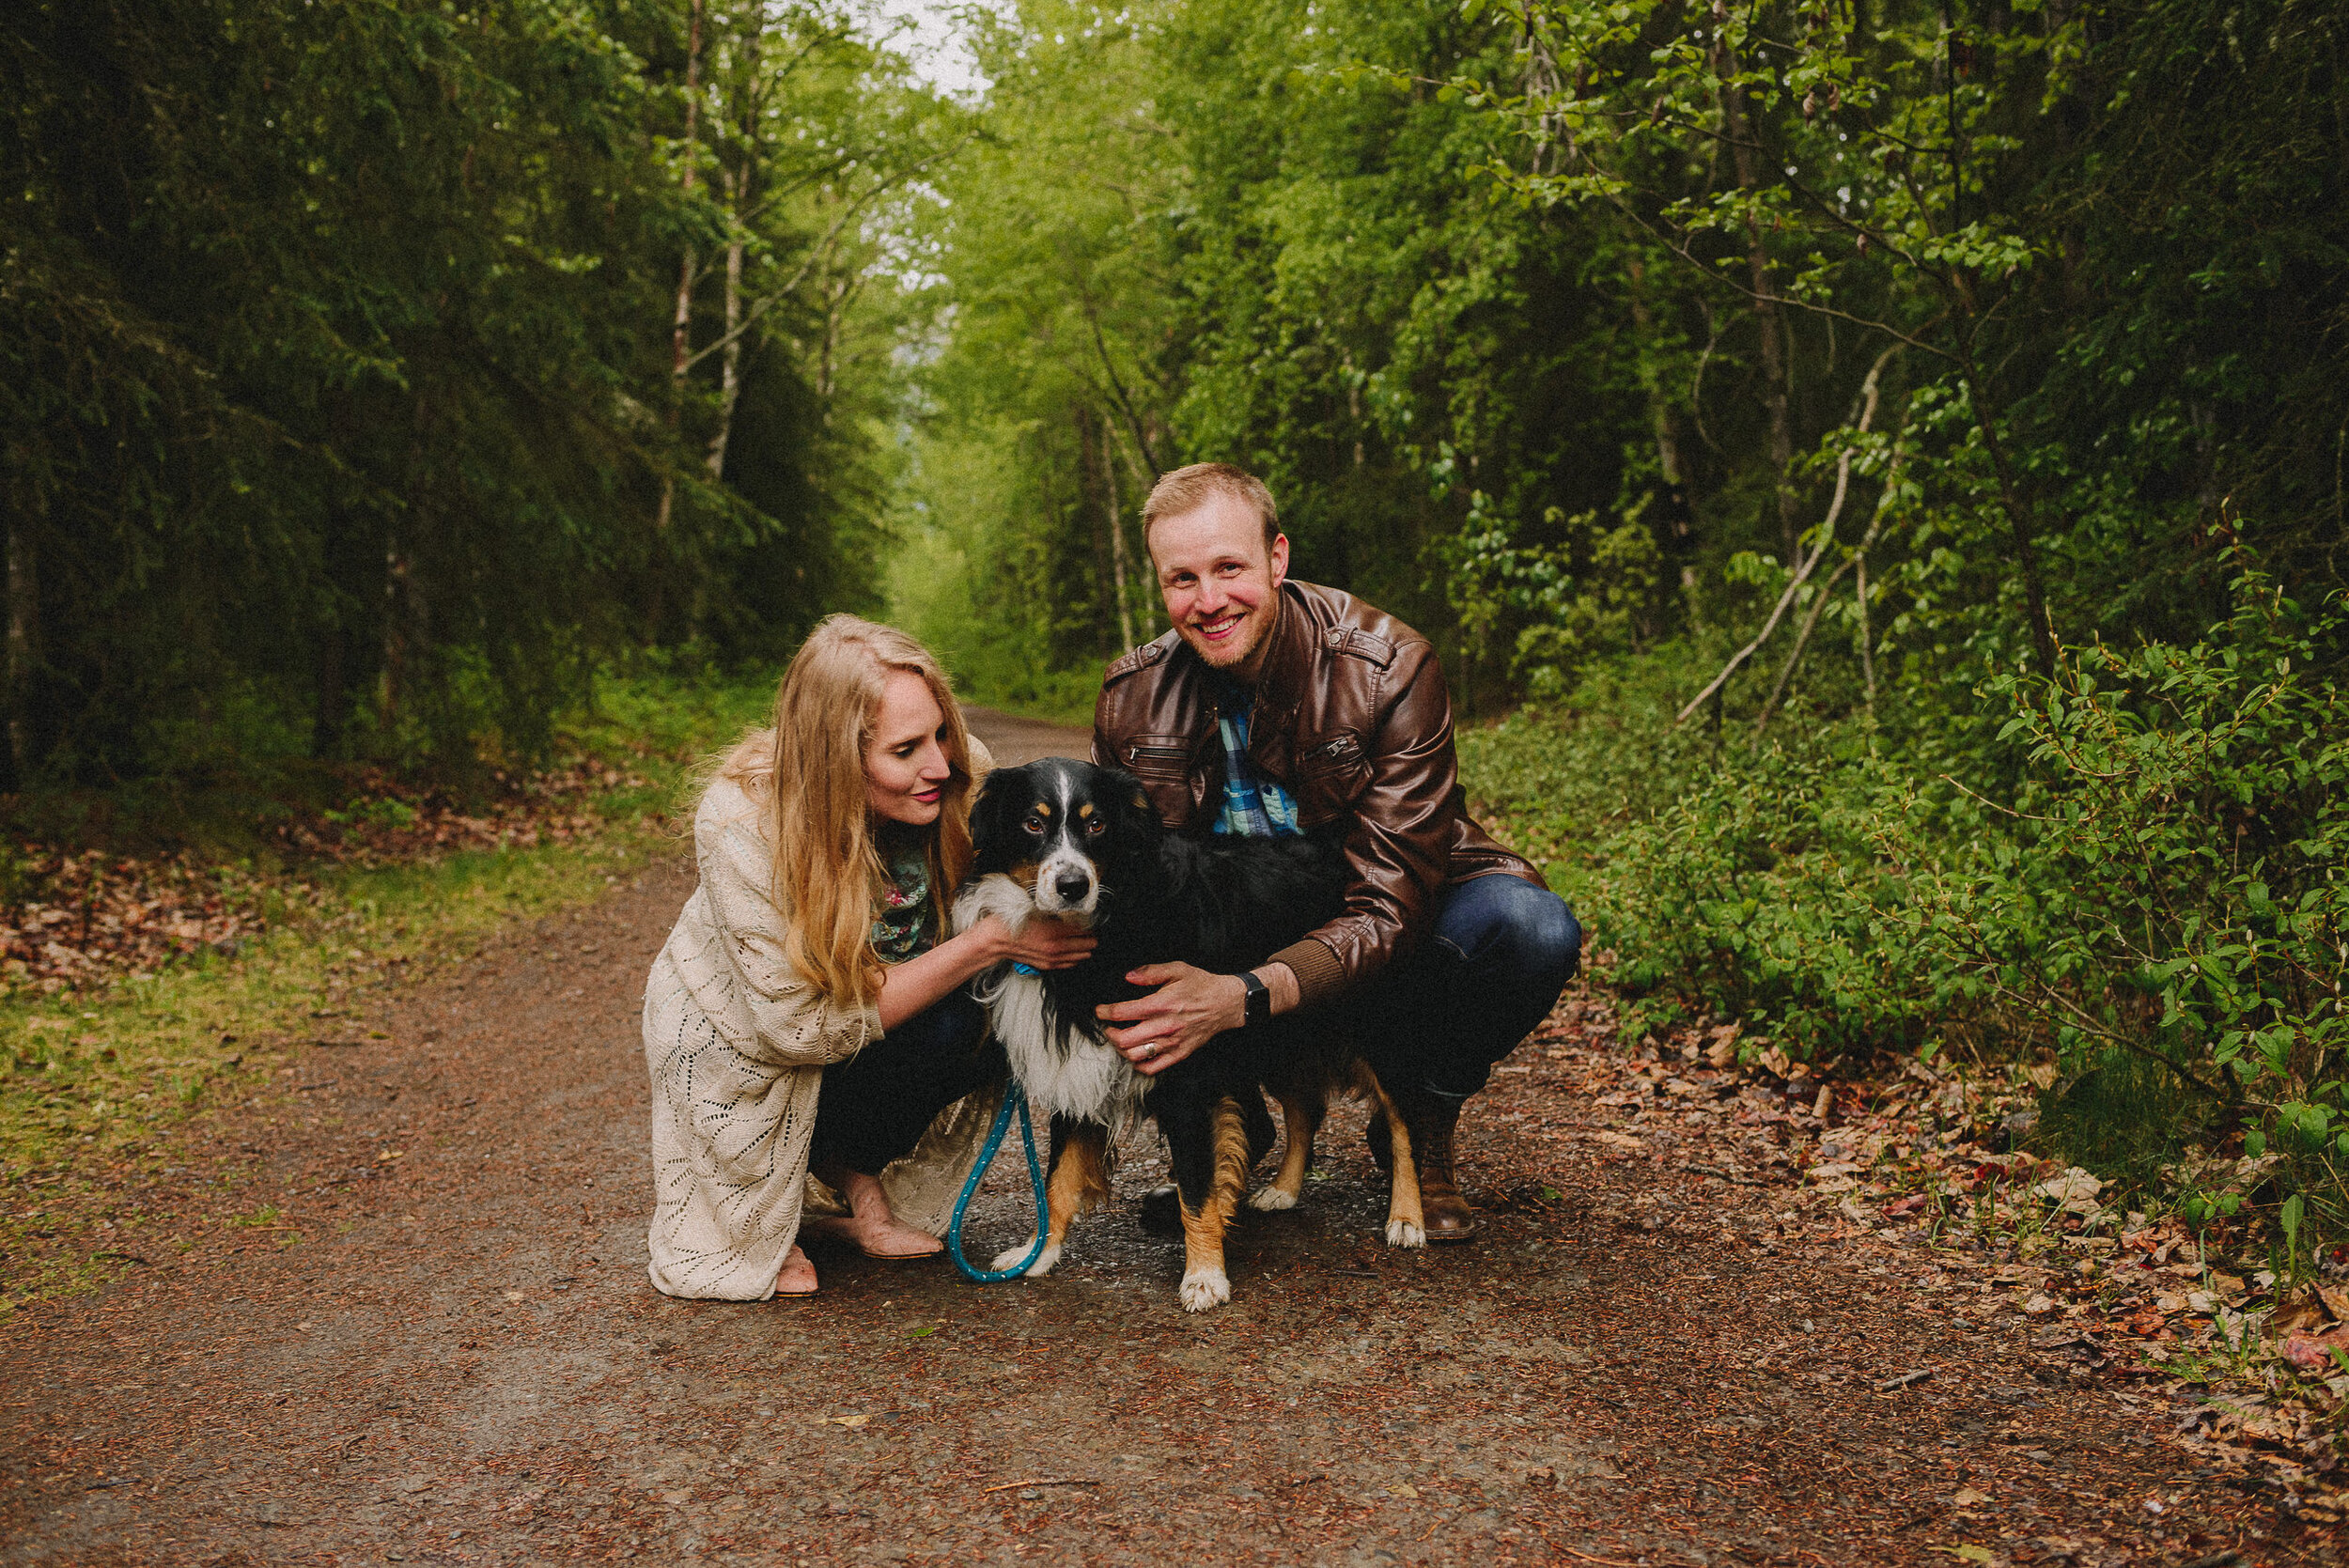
[[1400, 1093, 1480, 1243]]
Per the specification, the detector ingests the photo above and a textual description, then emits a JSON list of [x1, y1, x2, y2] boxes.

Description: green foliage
[[1476, 574, 2348, 1213], [0, 0, 923, 794]]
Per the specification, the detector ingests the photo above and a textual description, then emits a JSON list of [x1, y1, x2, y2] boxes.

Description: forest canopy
[[2, 0, 945, 785]]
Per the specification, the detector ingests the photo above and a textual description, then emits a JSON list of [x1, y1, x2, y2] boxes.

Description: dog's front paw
[[988, 1239, 1060, 1278], [1179, 1266, 1231, 1312], [1246, 1186, 1299, 1212], [1385, 1218, 1427, 1249]]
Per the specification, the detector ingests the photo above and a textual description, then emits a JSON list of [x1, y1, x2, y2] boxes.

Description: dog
[[950, 757, 1433, 1311]]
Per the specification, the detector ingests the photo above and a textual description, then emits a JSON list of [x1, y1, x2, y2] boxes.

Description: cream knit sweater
[[642, 767, 1003, 1301]]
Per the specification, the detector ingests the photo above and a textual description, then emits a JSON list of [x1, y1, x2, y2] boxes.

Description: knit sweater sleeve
[[695, 781, 882, 1068]]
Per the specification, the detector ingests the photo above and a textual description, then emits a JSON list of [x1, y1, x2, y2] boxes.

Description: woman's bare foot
[[804, 1169, 944, 1259], [774, 1244, 817, 1296]]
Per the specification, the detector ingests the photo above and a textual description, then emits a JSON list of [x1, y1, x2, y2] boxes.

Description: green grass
[[0, 660, 782, 1312]]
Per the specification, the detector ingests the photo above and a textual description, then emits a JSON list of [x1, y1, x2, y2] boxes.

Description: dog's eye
[[1084, 816, 1106, 836], [1023, 815, 1046, 835]]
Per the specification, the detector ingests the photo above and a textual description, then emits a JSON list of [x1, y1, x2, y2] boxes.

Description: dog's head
[[968, 758, 1160, 924]]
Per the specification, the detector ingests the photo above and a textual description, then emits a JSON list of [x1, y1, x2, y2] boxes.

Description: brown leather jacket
[[1091, 580, 1539, 1008]]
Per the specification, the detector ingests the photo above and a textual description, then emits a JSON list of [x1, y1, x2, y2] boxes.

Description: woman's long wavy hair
[[712, 615, 975, 1009]]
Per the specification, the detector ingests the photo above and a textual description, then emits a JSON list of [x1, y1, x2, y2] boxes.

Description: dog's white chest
[[986, 969, 1143, 1125], [953, 873, 1143, 1126]]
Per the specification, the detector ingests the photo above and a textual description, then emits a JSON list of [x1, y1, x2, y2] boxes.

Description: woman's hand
[[974, 912, 1097, 971], [878, 911, 1096, 1029]]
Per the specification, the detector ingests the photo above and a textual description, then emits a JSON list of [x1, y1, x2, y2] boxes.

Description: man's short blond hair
[[1141, 462, 1279, 555]]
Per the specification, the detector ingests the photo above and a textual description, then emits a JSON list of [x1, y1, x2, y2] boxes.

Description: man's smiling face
[[1150, 492, 1290, 681]]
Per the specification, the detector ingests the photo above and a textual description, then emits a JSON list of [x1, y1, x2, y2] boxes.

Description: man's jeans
[[1334, 874, 1582, 1099]]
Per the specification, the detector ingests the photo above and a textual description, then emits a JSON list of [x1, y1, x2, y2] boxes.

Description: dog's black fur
[[955, 757, 1424, 1310]]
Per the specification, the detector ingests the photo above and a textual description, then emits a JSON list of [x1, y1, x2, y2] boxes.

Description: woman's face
[[864, 670, 954, 827]]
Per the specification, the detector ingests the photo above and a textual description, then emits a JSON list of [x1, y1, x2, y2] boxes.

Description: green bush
[[1470, 572, 2348, 1215]]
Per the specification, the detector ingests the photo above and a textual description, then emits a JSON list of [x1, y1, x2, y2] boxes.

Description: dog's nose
[[1053, 870, 1092, 905]]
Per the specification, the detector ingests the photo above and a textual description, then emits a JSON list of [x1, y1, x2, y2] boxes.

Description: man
[[1091, 462, 1581, 1240]]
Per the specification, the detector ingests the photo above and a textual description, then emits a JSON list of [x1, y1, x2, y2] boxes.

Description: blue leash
[[945, 1079, 1050, 1283]]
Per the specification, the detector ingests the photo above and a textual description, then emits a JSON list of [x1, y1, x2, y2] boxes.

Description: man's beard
[[1184, 599, 1277, 673]]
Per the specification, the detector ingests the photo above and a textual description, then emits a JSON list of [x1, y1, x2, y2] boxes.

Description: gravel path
[[0, 713, 2310, 1566]]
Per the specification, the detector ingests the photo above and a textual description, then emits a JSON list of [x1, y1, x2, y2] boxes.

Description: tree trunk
[[312, 623, 347, 760], [3, 494, 38, 788], [1626, 256, 1694, 545], [1720, 81, 1799, 559], [650, 0, 706, 639], [1101, 408, 1137, 650], [380, 525, 407, 733], [706, 161, 748, 483], [1961, 360, 2059, 677]]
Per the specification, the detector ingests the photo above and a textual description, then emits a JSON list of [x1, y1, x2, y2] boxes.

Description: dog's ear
[[967, 768, 1025, 868], [1102, 767, 1161, 846]]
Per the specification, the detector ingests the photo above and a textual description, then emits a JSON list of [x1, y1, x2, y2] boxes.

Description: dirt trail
[[0, 711, 2307, 1566]]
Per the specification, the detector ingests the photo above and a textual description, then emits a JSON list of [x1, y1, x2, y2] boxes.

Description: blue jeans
[[1337, 874, 1582, 1098]]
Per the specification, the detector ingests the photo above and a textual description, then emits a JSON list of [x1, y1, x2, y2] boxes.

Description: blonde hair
[[1141, 462, 1279, 554], [710, 615, 975, 1010]]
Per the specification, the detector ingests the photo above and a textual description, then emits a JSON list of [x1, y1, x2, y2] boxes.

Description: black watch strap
[[1239, 970, 1271, 1027]]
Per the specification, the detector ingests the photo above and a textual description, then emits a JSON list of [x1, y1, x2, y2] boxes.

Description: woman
[[642, 616, 1092, 1299]]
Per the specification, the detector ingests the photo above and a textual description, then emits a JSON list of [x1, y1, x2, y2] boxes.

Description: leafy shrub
[[1470, 571, 2348, 1216]]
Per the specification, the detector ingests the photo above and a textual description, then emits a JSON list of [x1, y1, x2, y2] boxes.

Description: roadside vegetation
[[0, 663, 773, 1309]]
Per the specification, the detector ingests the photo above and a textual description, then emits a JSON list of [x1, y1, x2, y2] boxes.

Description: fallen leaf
[[2033, 1168, 2102, 1213], [1388, 1483, 1418, 1498], [1952, 1486, 1991, 1507], [502, 1290, 525, 1303], [2282, 1330, 2349, 1374], [817, 1414, 872, 1428], [1592, 1131, 1645, 1151], [2023, 1294, 2058, 1315]]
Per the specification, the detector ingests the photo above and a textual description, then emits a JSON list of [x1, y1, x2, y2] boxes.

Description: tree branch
[[1677, 347, 1897, 725]]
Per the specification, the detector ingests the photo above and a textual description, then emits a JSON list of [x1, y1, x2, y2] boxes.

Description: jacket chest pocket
[[1118, 734, 1201, 827], [1118, 735, 1195, 780], [1293, 731, 1369, 824]]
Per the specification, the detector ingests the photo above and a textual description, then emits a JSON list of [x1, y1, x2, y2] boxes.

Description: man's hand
[[1097, 963, 1247, 1076]]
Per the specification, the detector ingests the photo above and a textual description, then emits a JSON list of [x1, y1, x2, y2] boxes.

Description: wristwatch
[[1238, 970, 1271, 1028]]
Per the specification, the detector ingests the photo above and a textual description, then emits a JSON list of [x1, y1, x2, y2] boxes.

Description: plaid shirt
[[1207, 675, 1299, 839]]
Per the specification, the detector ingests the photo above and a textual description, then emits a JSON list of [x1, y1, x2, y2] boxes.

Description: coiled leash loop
[[945, 1080, 1050, 1283]]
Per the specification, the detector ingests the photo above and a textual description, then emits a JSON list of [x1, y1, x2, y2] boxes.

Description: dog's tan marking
[[1076, 802, 1096, 819], [1178, 1097, 1253, 1311], [1033, 802, 1054, 817], [991, 1123, 1113, 1278], [1249, 1088, 1326, 1211], [1045, 1126, 1112, 1250], [1367, 1072, 1426, 1248], [1007, 863, 1040, 891]]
